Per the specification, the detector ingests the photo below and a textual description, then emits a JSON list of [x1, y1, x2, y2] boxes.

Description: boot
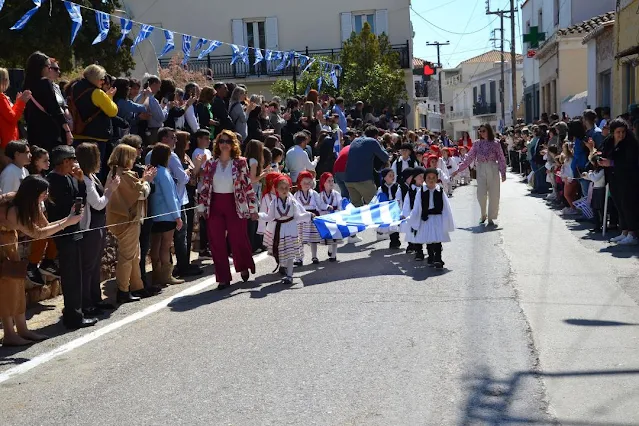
[[389, 232, 401, 249], [151, 261, 163, 287], [117, 289, 141, 304], [414, 245, 425, 261], [162, 263, 185, 285], [426, 244, 435, 266], [434, 243, 444, 269]]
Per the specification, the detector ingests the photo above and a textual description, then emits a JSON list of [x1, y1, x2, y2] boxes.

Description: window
[[480, 84, 486, 104], [245, 20, 267, 75], [473, 86, 478, 104], [624, 63, 637, 108], [489, 80, 496, 104], [554, 0, 560, 26], [598, 70, 611, 108], [353, 12, 376, 34]]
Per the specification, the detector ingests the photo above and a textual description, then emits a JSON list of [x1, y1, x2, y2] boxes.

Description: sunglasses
[[49, 66, 60, 72], [218, 138, 233, 144]]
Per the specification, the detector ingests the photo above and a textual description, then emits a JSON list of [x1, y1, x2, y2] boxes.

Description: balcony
[[473, 103, 497, 116], [447, 109, 470, 120], [445, 74, 462, 87], [158, 42, 411, 80]]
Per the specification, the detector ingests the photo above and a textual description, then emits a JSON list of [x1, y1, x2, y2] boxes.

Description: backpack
[[68, 82, 102, 134]]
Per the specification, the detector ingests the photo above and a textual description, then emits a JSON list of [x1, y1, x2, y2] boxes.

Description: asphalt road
[[1, 174, 638, 425]]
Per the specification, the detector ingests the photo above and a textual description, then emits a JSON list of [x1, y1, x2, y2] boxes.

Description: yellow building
[[613, 0, 639, 116]]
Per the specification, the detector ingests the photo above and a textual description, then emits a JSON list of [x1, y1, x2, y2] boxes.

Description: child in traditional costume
[[457, 146, 472, 185], [375, 168, 402, 249], [400, 167, 425, 254], [391, 143, 416, 183], [258, 172, 281, 256], [407, 168, 455, 268], [294, 171, 325, 265], [260, 174, 313, 285], [318, 172, 342, 262]]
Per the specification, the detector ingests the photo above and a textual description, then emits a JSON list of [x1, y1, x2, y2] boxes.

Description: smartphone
[[74, 197, 83, 215]]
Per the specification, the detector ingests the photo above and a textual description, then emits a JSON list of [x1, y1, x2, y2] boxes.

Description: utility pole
[[426, 41, 450, 132], [487, 1, 517, 130]]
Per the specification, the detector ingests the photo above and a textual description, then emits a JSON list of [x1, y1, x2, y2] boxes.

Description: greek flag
[[230, 44, 248, 65], [131, 24, 154, 54], [182, 35, 192, 64], [317, 76, 323, 92], [302, 58, 315, 73], [116, 17, 133, 51], [0, 1, 4, 12], [330, 66, 339, 87], [158, 30, 175, 57], [274, 51, 290, 71], [10, 0, 41, 31], [198, 40, 222, 59], [63, 1, 83, 45], [253, 48, 264, 65], [573, 196, 594, 219], [194, 38, 208, 51], [92, 11, 110, 45], [312, 201, 404, 240], [265, 50, 275, 61]]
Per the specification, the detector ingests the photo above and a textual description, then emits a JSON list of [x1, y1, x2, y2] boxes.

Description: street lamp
[[335, 66, 342, 96]]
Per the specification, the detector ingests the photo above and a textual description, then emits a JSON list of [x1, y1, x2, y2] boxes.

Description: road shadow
[[598, 245, 639, 259], [461, 365, 639, 425], [457, 225, 502, 234], [563, 318, 639, 327]]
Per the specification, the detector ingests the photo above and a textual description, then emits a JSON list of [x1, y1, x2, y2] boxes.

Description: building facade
[[413, 58, 442, 131], [583, 19, 615, 111], [612, 0, 639, 116], [120, 0, 414, 123]]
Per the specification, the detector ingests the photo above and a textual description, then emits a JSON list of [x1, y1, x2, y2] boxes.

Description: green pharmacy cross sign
[[523, 26, 546, 48]]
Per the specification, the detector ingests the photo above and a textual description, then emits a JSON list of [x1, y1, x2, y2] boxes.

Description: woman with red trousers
[[198, 130, 257, 290]]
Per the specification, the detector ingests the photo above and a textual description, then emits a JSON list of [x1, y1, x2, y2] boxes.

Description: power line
[[444, 0, 481, 65], [410, 5, 499, 35]]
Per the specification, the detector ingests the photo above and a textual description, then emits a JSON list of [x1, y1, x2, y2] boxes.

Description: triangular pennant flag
[[158, 30, 175, 57], [116, 17, 133, 51], [182, 35, 192, 65], [10, 0, 42, 31], [240, 46, 249, 64], [275, 52, 290, 71], [302, 58, 316, 74], [253, 48, 264, 65], [63, 1, 83, 45], [330, 67, 338, 88], [131, 24, 154, 54], [198, 40, 222, 59], [230, 44, 242, 65], [0, 0, 5, 13], [265, 50, 275, 61], [194, 38, 208, 51], [317, 76, 323, 93], [92, 11, 110, 45]]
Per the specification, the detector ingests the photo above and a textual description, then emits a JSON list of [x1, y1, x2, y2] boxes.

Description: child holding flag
[[318, 172, 342, 262]]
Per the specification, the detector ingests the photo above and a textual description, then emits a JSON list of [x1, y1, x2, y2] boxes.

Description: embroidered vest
[[420, 187, 444, 221]]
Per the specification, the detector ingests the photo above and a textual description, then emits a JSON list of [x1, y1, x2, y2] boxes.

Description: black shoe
[[427, 257, 434, 266], [241, 270, 250, 282], [312, 257, 320, 264], [174, 265, 203, 278], [27, 263, 45, 286], [82, 307, 104, 317], [94, 300, 117, 310], [198, 249, 212, 258], [406, 244, 415, 254], [328, 257, 337, 262], [281, 276, 293, 285], [434, 261, 444, 269], [144, 285, 163, 295], [294, 260, 303, 267], [415, 252, 425, 261], [39, 259, 60, 279], [217, 282, 231, 291], [63, 316, 98, 330], [116, 290, 141, 304], [131, 289, 155, 299]]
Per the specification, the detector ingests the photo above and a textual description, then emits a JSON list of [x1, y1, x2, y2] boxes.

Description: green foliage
[[271, 78, 294, 99], [271, 55, 339, 99], [340, 23, 407, 110], [0, 0, 135, 76]]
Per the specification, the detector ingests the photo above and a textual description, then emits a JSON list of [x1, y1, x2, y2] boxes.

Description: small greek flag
[[198, 40, 222, 59], [0, 1, 5, 12], [230, 44, 241, 65], [330, 66, 339, 87], [573, 196, 594, 219], [158, 30, 175, 57], [194, 38, 208, 51], [274, 51, 290, 71], [92, 11, 110, 45], [254, 48, 264, 65], [265, 50, 275, 61], [63, 1, 83, 45], [10, 0, 42, 31], [302, 58, 315, 73], [313, 201, 404, 240], [317, 76, 323, 92], [182, 35, 192, 64], [131, 24, 154, 54], [116, 17, 133, 51]]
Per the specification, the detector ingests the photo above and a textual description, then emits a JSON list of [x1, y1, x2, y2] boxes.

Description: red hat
[[448, 147, 458, 156], [427, 154, 439, 165], [319, 172, 333, 193], [296, 171, 314, 188], [263, 172, 281, 196], [274, 174, 292, 188]]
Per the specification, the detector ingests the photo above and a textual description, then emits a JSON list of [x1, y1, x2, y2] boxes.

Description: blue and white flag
[[265, 50, 275, 61], [274, 52, 290, 71], [313, 201, 404, 240], [198, 39, 222, 59], [304, 84, 311, 96], [330, 66, 339, 87], [317, 76, 323, 92], [574, 196, 594, 219], [10, 0, 42, 31], [131, 24, 154, 54], [298, 55, 308, 69], [116, 17, 133, 51], [230, 44, 248, 65], [182, 35, 192, 64], [240, 46, 249, 64], [0, 1, 5, 13], [194, 38, 208, 51], [302, 58, 316, 73], [63, 1, 83, 45], [158, 30, 175, 57], [253, 48, 264, 65], [92, 11, 110, 45]]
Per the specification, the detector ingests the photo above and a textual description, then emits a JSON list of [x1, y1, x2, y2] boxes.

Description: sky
[[410, 0, 523, 68]]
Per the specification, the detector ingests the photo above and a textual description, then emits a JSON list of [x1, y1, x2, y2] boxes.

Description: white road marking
[[0, 252, 270, 384]]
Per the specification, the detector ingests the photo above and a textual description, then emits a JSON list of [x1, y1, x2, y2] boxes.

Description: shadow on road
[[563, 318, 639, 327], [461, 366, 639, 426]]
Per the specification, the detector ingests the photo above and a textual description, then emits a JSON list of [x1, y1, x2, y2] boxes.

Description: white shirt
[[0, 163, 28, 194], [286, 145, 317, 182], [212, 162, 234, 194]]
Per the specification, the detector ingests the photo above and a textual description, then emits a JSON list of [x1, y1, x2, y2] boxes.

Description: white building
[[443, 50, 522, 139], [583, 17, 615, 110], [413, 58, 442, 131], [520, 0, 615, 122], [119, 0, 415, 124]]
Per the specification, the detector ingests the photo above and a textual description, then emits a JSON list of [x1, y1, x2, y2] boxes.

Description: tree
[[340, 23, 407, 110], [270, 55, 339, 99], [0, 0, 135, 76]]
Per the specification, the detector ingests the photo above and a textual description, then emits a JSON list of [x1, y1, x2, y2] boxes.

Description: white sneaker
[[610, 234, 627, 243], [618, 235, 639, 246], [546, 193, 556, 200], [348, 235, 363, 244], [562, 208, 579, 216]]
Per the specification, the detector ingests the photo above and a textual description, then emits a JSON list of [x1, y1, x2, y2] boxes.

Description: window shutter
[[375, 9, 388, 36], [231, 19, 245, 46], [340, 12, 353, 42], [265, 17, 279, 50]]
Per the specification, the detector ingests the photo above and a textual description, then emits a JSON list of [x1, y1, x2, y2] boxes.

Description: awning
[[615, 45, 639, 59]]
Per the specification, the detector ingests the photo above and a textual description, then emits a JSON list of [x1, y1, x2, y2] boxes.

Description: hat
[[319, 172, 333, 193], [51, 145, 76, 166], [380, 168, 393, 180], [263, 172, 281, 196], [400, 142, 414, 152], [426, 154, 438, 164], [400, 167, 414, 183], [429, 144, 440, 154], [424, 167, 439, 177], [412, 166, 426, 179], [274, 174, 292, 188], [296, 171, 314, 188]]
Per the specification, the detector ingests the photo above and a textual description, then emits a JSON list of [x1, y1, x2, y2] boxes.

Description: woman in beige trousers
[[452, 123, 507, 226]]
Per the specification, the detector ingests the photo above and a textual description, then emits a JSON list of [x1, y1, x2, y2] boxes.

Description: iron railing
[[158, 42, 411, 80], [473, 103, 497, 116]]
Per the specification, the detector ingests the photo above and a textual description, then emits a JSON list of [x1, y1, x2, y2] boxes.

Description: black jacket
[[24, 78, 67, 151], [71, 78, 113, 141], [211, 96, 233, 134]]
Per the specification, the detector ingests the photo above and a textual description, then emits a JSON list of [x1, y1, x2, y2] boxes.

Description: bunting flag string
[[63, 1, 82, 45], [198, 40, 222, 59], [193, 38, 208, 52], [116, 17, 132, 51], [302, 58, 316, 74], [230, 44, 248, 65], [265, 50, 275, 62], [131, 24, 154, 54], [158, 30, 175, 57], [92, 10, 110, 45], [10, 0, 42, 31], [330, 66, 338, 88], [253, 48, 264, 65], [274, 52, 290, 71], [317, 76, 323, 93], [181, 35, 191, 65]]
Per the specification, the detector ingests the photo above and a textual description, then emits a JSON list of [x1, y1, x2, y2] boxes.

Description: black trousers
[[610, 182, 639, 232], [57, 237, 84, 319], [426, 243, 443, 261], [185, 186, 196, 257], [390, 232, 400, 245], [140, 218, 153, 287], [80, 225, 106, 308], [173, 207, 190, 271]]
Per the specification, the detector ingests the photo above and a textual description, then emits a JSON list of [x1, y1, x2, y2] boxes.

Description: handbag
[[0, 258, 28, 279]]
